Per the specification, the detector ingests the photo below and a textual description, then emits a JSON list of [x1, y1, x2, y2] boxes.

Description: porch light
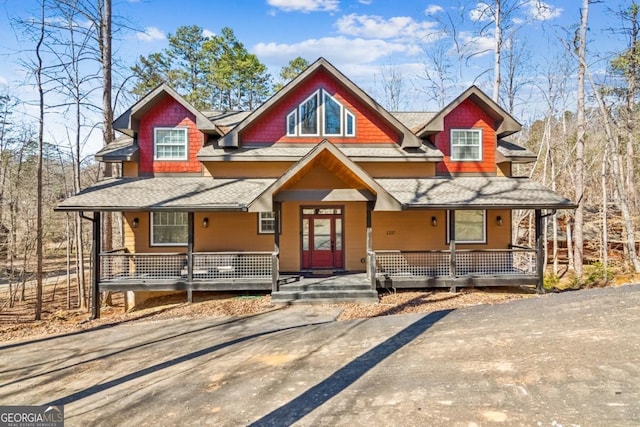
[[203, 217, 209, 228], [496, 215, 503, 226], [431, 216, 437, 227], [132, 217, 139, 228]]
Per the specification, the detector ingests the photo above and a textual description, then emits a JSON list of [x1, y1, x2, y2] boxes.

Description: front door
[[301, 207, 343, 270]]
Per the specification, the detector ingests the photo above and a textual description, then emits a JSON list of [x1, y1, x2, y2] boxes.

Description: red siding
[[435, 98, 496, 175], [241, 69, 400, 144], [138, 97, 203, 174]]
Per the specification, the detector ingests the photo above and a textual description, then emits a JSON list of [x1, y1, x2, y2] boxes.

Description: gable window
[[323, 92, 343, 135], [155, 128, 188, 160], [258, 211, 278, 234], [287, 89, 355, 137], [448, 210, 486, 244], [299, 92, 319, 136], [451, 129, 482, 161], [151, 212, 188, 246]]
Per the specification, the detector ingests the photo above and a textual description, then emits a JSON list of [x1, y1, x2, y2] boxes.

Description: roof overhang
[[248, 140, 402, 212], [218, 57, 423, 149], [376, 177, 576, 210], [54, 177, 275, 212], [417, 86, 521, 139], [113, 84, 222, 137]]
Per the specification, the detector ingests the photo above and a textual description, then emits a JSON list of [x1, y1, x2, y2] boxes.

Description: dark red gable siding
[[138, 97, 203, 174], [435, 98, 496, 175], [241, 69, 400, 144]]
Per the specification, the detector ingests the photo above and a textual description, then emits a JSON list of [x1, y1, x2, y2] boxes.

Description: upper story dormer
[[103, 58, 535, 180]]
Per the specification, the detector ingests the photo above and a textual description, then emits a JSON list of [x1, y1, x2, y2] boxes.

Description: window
[[259, 212, 277, 234], [155, 128, 188, 160], [323, 92, 343, 135], [451, 129, 482, 161], [299, 92, 319, 136], [287, 89, 355, 137], [448, 210, 486, 243], [151, 212, 188, 246]]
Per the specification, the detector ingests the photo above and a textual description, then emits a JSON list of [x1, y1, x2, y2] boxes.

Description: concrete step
[[271, 289, 379, 304], [279, 283, 373, 292]]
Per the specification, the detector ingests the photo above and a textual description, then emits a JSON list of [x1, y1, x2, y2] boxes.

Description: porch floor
[[273, 273, 378, 304]]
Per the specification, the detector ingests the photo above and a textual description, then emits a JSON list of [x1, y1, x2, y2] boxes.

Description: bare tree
[[375, 64, 404, 111], [573, 0, 589, 279]]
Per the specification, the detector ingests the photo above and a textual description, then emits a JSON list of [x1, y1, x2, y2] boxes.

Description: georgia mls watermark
[[0, 406, 64, 427]]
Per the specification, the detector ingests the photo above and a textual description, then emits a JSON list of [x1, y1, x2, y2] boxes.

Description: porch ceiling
[[377, 176, 576, 210], [55, 177, 275, 212]]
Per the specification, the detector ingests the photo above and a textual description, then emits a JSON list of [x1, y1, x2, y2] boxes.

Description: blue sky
[[0, 0, 633, 153]]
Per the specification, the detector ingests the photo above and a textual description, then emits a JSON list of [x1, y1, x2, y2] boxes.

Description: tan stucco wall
[[203, 161, 292, 178], [372, 209, 512, 250], [358, 162, 436, 178], [122, 161, 139, 177], [193, 212, 273, 252]]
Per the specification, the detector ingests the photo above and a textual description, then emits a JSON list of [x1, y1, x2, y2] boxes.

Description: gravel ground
[[0, 287, 536, 343]]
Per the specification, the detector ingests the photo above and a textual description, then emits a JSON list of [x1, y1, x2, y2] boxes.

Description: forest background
[[1, 0, 639, 319]]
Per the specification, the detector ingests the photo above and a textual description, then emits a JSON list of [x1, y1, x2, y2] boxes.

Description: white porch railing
[[368, 248, 537, 286], [100, 251, 273, 282]]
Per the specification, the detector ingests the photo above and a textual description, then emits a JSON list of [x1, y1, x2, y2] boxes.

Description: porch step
[[271, 273, 378, 304], [271, 289, 379, 304]]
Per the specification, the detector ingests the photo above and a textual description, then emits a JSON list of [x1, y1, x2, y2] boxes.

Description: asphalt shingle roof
[[55, 177, 275, 211], [377, 177, 575, 209], [197, 143, 443, 161]]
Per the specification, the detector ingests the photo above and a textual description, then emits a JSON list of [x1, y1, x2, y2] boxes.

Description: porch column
[[91, 212, 101, 320], [366, 201, 374, 288], [272, 202, 281, 292], [448, 210, 457, 293], [187, 212, 194, 302], [535, 209, 544, 294]]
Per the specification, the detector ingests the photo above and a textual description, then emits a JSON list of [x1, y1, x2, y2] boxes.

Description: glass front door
[[301, 207, 344, 270]]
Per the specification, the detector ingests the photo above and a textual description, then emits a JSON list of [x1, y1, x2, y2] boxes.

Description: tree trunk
[[34, 0, 46, 321], [492, 0, 502, 102], [573, 0, 589, 280]]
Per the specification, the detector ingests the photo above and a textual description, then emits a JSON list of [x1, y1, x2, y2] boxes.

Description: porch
[[96, 246, 539, 294]]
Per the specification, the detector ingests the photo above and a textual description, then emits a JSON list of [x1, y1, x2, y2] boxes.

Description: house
[[56, 57, 574, 313]]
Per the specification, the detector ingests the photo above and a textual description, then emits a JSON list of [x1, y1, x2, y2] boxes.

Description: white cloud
[[135, 26, 166, 42], [266, 0, 339, 13], [0, 75, 7, 85], [202, 29, 216, 38], [424, 4, 443, 15], [253, 36, 412, 66], [469, 2, 493, 22], [358, 0, 372, 4], [335, 14, 439, 41], [459, 32, 495, 57], [527, 0, 562, 21]]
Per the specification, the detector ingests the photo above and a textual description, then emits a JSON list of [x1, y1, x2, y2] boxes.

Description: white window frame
[[299, 91, 320, 136], [345, 110, 356, 137], [258, 211, 278, 234], [450, 129, 482, 161], [154, 127, 188, 161], [286, 110, 297, 136], [150, 211, 188, 246], [447, 210, 487, 244], [285, 89, 356, 137], [323, 91, 343, 136]]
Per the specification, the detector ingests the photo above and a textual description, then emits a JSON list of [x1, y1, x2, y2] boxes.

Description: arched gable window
[[286, 89, 356, 137]]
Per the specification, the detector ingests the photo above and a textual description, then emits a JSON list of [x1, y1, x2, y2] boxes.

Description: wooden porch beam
[[535, 209, 544, 294], [92, 212, 101, 319], [187, 212, 194, 303], [449, 210, 457, 293], [272, 201, 281, 292]]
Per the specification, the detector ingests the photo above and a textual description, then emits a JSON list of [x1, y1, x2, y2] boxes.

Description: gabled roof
[[113, 84, 222, 137], [416, 86, 521, 138], [249, 140, 402, 212], [218, 57, 424, 149]]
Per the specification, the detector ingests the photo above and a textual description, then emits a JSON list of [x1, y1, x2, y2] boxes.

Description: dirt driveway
[[0, 285, 639, 426]]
